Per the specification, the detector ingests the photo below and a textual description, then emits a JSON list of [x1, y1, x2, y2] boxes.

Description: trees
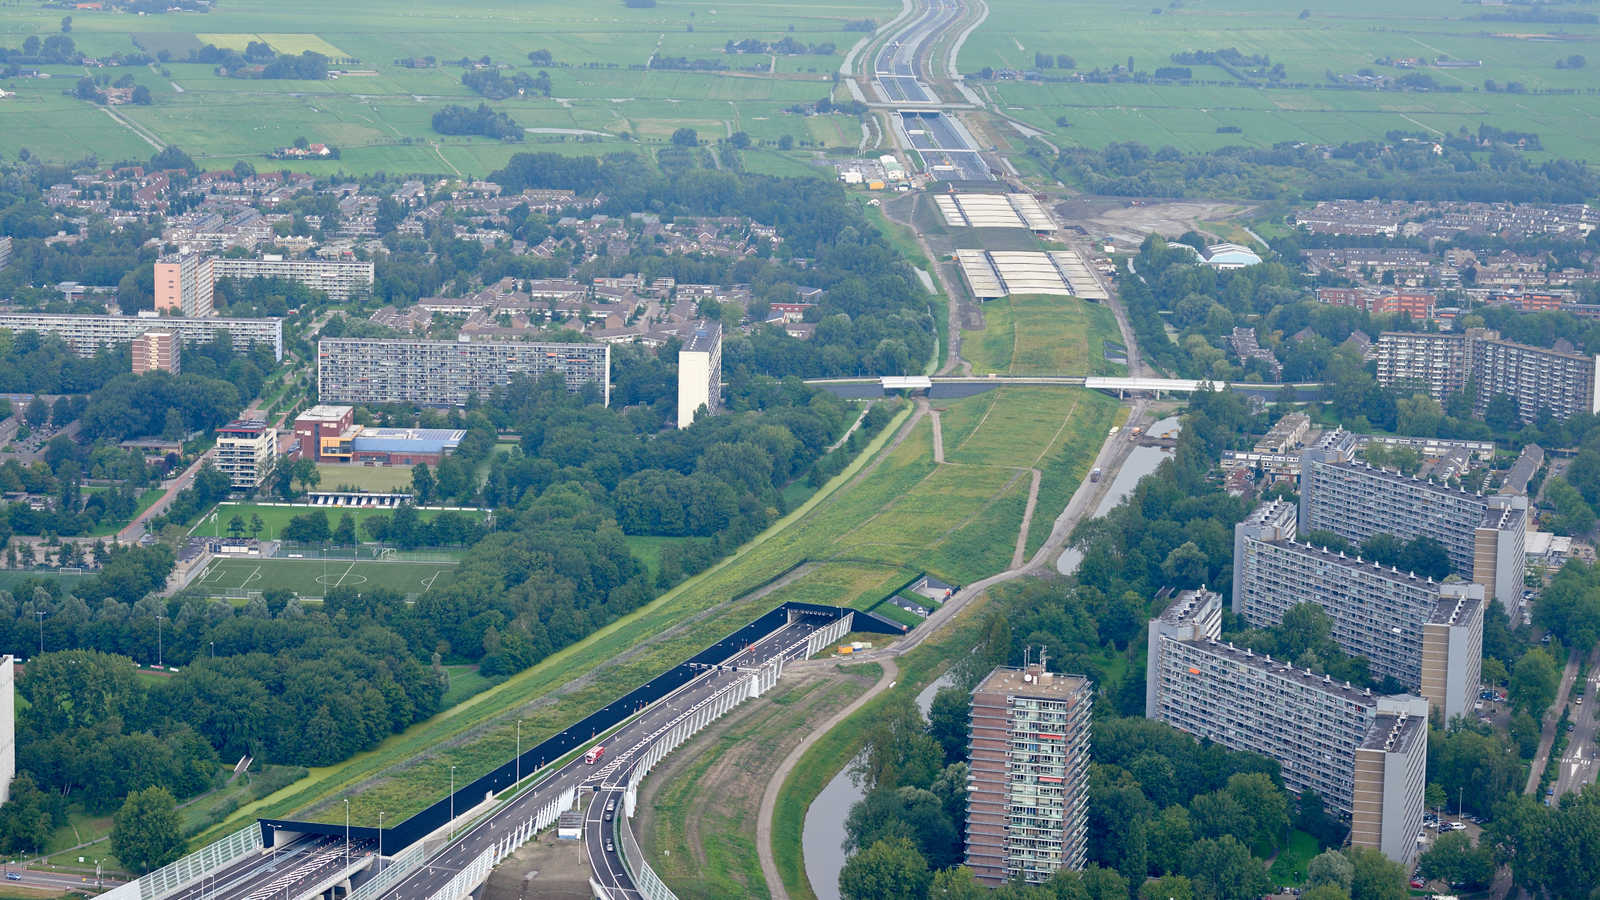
[[927, 687, 970, 764], [671, 127, 699, 147], [411, 463, 435, 505], [1416, 831, 1493, 891], [1429, 723, 1522, 817], [839, 837, 931, 900], [1306, 849, 1353, 893], [1182, 835, 1269, 900], [1509, 648, 1560, 719], [1345, 847, 1407, 900], [110, 787, 185, 874]]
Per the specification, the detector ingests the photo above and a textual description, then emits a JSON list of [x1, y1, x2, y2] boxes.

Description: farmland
[[965, 0, 1600, 160], [0, 0, 896, 171]]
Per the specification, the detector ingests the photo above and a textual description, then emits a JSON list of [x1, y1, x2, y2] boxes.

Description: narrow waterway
[[1055, 417, 1180, 574], [801, 670, 959, 900]]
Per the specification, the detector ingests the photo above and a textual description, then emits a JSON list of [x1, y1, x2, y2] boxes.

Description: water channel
[[799, 417, 1181, 897]]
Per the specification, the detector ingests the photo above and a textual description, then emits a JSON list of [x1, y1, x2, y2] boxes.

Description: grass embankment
[[1266, 829, 1322, 886], [771, 604, 978, 899], [191, 402, 916, 839], [640, 667, 879, 899], [963, 294, 1126, 377], [198, 385, 1110, 834]]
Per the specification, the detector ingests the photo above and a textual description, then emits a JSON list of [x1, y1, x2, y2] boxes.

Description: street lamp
[[33, 610, 44, 655], [449, 765, 456, 840], [516, 720, 522, 785], [156, 615, 165, 668], [378, 811, 384, 874], [344, 799, 350, 872]]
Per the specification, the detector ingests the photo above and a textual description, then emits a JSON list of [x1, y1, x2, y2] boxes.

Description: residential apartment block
[[1300, 431, 1526, 611], [1374, 328, 1600, 422], [1234, 499, 1484, 721], [1147, 590, 1428, 865], [0, 313, 283, 361], [966, 664, 1091, 886], [131, 330, 180, 374], [677, 320, 722, 429], [154, 250, 215, 318], [211, 255, 375, 301], [317, 338, 611, 407], [214, 418, 277, 490]]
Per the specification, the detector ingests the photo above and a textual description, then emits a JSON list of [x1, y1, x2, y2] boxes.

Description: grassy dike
[[192, 401, 916, 840], [771, 603, 981, 899]]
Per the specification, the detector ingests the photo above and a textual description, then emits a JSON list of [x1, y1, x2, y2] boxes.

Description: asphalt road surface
[[161, 835, 370, 900], [379, 618, 824, 900], [872, 0, 961, 103], [584, 620, 825, 897], [900, 110, 992, 181], [1554, 673, 1600, 800]]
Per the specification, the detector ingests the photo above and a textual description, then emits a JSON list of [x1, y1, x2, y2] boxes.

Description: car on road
[[5, 873, 20, 881], [604, 838, 615, 853]]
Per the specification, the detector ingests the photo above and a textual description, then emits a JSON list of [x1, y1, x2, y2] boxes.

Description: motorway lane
[[163, 836, 367, 900], [872, 0, 962, 103], [377, 619, 825, 900], [584, 620, 825, 897]]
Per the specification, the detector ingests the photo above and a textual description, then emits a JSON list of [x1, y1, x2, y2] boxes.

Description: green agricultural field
[[967, 0, 1600, 160], [191, 555, 455, 599], [195, 502, 480, 542], [0, 0, 896, 170], [963, 294, 1125, 377]]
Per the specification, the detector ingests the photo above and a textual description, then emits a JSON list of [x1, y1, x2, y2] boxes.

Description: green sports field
[[191, 555, 455, 599]]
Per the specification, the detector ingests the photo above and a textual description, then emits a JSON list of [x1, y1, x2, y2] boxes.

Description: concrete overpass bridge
[[803, 374, 1325, 401]]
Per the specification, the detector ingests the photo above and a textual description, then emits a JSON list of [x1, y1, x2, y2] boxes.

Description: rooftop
[[1192, 636, 1384, 709], [974, 665, 1089, 699], [1158, 588, 1222, 627], [1361, 711, 1426, 754], [683, 320, 722, 354], [297, 404, 353, 423]]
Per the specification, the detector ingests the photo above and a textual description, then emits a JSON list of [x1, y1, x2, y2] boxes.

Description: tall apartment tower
[[1299, 430, 1525, 612], [1234, 499, 1484, 721], [132, 330, 180, 374], [1147, 590, 1428, 865], [677, 320, 723, 429], [965, 663, 1092, 886], [153, 250, 215, 318]]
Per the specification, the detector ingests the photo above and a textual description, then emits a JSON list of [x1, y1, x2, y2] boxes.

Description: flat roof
[[975, 665, 1088, 699], [297, 404, 353, 423], [683, 321, 721, 354], [1362, 711, 1426, 753]]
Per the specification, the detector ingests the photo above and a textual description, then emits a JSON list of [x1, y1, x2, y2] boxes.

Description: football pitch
[[192, 556, 455, 599]]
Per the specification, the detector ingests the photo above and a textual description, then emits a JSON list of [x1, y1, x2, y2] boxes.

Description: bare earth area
[[481, 813, 595, 900], [1054, 197, 1253, 244], [634, 665, 878, 900]]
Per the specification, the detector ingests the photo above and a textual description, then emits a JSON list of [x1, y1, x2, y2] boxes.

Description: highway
[[870, 0, 995, 181], [379, 618, 825, 899], [872, 0, 960, 103], [162, 836, 372, 900]]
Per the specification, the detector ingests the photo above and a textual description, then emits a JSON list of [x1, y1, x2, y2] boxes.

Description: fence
[[419, 787, 575, 900], [344, 844, 426, 900], [610, 656, 786, 900], [95, 822, 262, 900]]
